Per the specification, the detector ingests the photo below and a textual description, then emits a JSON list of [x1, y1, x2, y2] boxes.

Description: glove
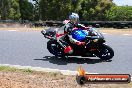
[[41, 30, 46, 35], [76, 42, 85, 46]]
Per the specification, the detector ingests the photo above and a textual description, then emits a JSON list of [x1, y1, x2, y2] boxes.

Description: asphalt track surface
[[0, 30, 132, 75]]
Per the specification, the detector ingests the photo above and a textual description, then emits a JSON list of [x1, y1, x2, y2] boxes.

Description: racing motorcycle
[[41, 27, 114, 60]]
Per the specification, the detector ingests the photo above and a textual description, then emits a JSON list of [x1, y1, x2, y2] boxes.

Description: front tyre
[[47, 40, 64, 57], [97, 44, 114, 60]]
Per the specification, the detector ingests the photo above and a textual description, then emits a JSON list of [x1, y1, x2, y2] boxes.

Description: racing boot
[[64, 46, 73, 54]]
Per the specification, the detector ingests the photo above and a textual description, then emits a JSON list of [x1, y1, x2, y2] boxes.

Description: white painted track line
[[102, 33, 132, 36], [0, 64, 131, 81], [102, 33, 107, 34], [0, 64, 98, 75], [123, 34, 131, 36], [8, 30, 18, 31]]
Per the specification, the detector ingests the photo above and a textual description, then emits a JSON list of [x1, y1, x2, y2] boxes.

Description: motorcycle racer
[[58, 13, 90, 54]]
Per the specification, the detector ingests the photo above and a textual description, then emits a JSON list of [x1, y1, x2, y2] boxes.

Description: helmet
[[69, 13, 79, 24]]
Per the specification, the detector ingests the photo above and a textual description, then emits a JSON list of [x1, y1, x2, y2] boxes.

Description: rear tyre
[[97, 44, 114, 60], [47, 40, 64, 57]]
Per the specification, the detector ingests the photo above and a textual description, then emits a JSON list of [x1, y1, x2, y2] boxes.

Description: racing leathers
[[57, 21, 89, 54]]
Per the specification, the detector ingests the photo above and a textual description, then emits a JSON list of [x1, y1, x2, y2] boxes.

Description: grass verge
[[0, 66, 33, 74], [0, 65, 65, 79], [0, 27, 132, 34], [98, 28, 132, 34]]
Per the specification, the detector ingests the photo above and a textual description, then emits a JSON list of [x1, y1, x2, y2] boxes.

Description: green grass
[[0, 66, 65, 79], [0, 66, 33, 74], [22, 68, 33, 73], [0, 66, 17, 71]]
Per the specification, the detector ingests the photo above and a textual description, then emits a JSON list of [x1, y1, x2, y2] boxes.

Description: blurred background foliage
[[0, 0, 132, 21]]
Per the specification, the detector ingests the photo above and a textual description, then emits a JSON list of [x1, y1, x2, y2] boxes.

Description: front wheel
[[97, 44, 114, 60], [47, 40, 64, 57]]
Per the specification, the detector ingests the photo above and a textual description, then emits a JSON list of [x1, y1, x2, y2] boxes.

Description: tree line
[[0, 0, 132, 21], [0, 0, 33, 20]]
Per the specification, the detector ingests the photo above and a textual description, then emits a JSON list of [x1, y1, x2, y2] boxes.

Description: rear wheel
[[97, 44, 114, 60], [47, 40, 64, 57]]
